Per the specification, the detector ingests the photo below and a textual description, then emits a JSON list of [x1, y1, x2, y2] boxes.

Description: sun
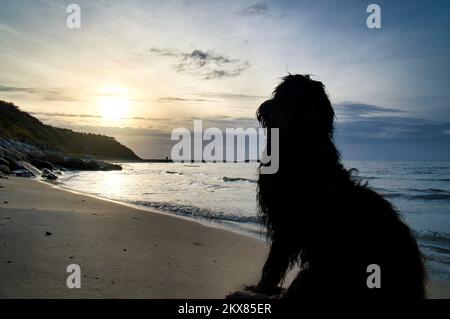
[[98, 85, 131, 120]]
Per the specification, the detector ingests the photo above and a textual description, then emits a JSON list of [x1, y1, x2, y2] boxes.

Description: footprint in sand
[[192, 242, 204, 246], [0, 217, 11, 226]]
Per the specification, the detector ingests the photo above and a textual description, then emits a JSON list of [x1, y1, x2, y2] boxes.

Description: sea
[[55, 161, 450, 281]]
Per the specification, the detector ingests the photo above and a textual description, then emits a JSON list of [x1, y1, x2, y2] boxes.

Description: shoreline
[[44, 178, 266, 242], [0, 176, 449, 298]]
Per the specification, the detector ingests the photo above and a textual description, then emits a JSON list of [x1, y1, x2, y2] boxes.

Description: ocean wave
[[414, 230, 450, 245], [360, 176, 381, 180], [423, 253, 450, 266], [223, 176, 257, 183], [382, 193, 405, 199], [406, 188, 449, 193], [415, 178, 450, 182], [383, 193, 450, 201], [411, 170, 434, 175], [407, 194, 450, 200], [130, 200, 260, 224], [412, 231, 450, 265]]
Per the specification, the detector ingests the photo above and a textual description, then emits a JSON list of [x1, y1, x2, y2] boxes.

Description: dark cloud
[[149, 48, 250, 79], [238, 1, 269, 16], [333, 103, 450, 160], [0, 85, 34, 93], [333, 103, 449, 144], [336, 116, 450, 143], [336, 118, 450, 161]]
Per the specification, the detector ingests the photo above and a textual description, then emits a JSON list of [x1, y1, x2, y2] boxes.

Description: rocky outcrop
[[0, 101, 143, 173], [0, 138, 122, 172]]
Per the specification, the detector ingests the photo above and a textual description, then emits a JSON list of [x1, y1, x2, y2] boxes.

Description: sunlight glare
[[98, 85, 131, 121]]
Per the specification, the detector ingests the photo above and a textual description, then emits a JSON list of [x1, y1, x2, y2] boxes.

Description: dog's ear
[[257, 99, 277, 128]]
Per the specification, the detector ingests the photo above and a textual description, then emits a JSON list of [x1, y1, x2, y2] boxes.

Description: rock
[[8, 160, 25, 170], [62, 156, 121, 171], [45, 231, 52, 236], [0, 138, 122, 172], [62, 157, 84, 169], [0, 165, 10, 174], [99, 162, 122, 171], [14, 170, 34, 177], [42, 168, 58, 180], [31, 159, 54, 170], [0, 157, 9, 166], [40, 152, 65, 166]]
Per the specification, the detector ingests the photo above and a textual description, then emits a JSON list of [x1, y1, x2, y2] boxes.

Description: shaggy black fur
[[249, 74, 426, 298]]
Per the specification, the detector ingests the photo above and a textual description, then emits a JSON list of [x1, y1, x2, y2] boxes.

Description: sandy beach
[[0, 176, 449, 299], [0, 176, 268, 298]]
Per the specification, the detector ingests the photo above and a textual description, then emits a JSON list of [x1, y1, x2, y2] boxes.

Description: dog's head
[[257, 74, 335, 140], [256, 75, 342, 239]]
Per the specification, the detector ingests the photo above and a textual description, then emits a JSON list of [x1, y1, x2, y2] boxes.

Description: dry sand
[[0, 176, 448, 298]]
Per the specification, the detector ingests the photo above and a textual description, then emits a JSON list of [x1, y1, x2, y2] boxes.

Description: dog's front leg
[[253, 239, 292, 295]]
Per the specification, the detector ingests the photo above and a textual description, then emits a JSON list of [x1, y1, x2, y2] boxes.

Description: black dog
[[231, 74, 426, 299]]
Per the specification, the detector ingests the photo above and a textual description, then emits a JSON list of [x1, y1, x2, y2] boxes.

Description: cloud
[[332, 103, 450, 144], [238, 1, 269, 16], [0, 85, 34, 93], [336, 116, 450, 143], [30, 102, 450, 160], [314, 102, 450, 159], [157, 97, 214, 103], [30, 111, 167, 122], [158, 92, 265, 104], [198, 91, 266, 100], [335, 115, 450, 160], [334, 103, 402, 121], [149, 48, 250, 79], [29, 111, 102, 119], [31, 102, 449, 145], [0, 85, 82, 102]]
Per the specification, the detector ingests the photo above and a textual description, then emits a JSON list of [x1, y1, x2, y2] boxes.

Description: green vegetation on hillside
[[0, 101, 140, 160]]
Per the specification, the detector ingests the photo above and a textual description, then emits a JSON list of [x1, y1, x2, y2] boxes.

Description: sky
[[0, 0, 449, 160]]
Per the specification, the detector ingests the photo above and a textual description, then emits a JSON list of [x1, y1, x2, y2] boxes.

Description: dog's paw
[[244, 284, 285, 296], [226, 290, 271, 299]]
